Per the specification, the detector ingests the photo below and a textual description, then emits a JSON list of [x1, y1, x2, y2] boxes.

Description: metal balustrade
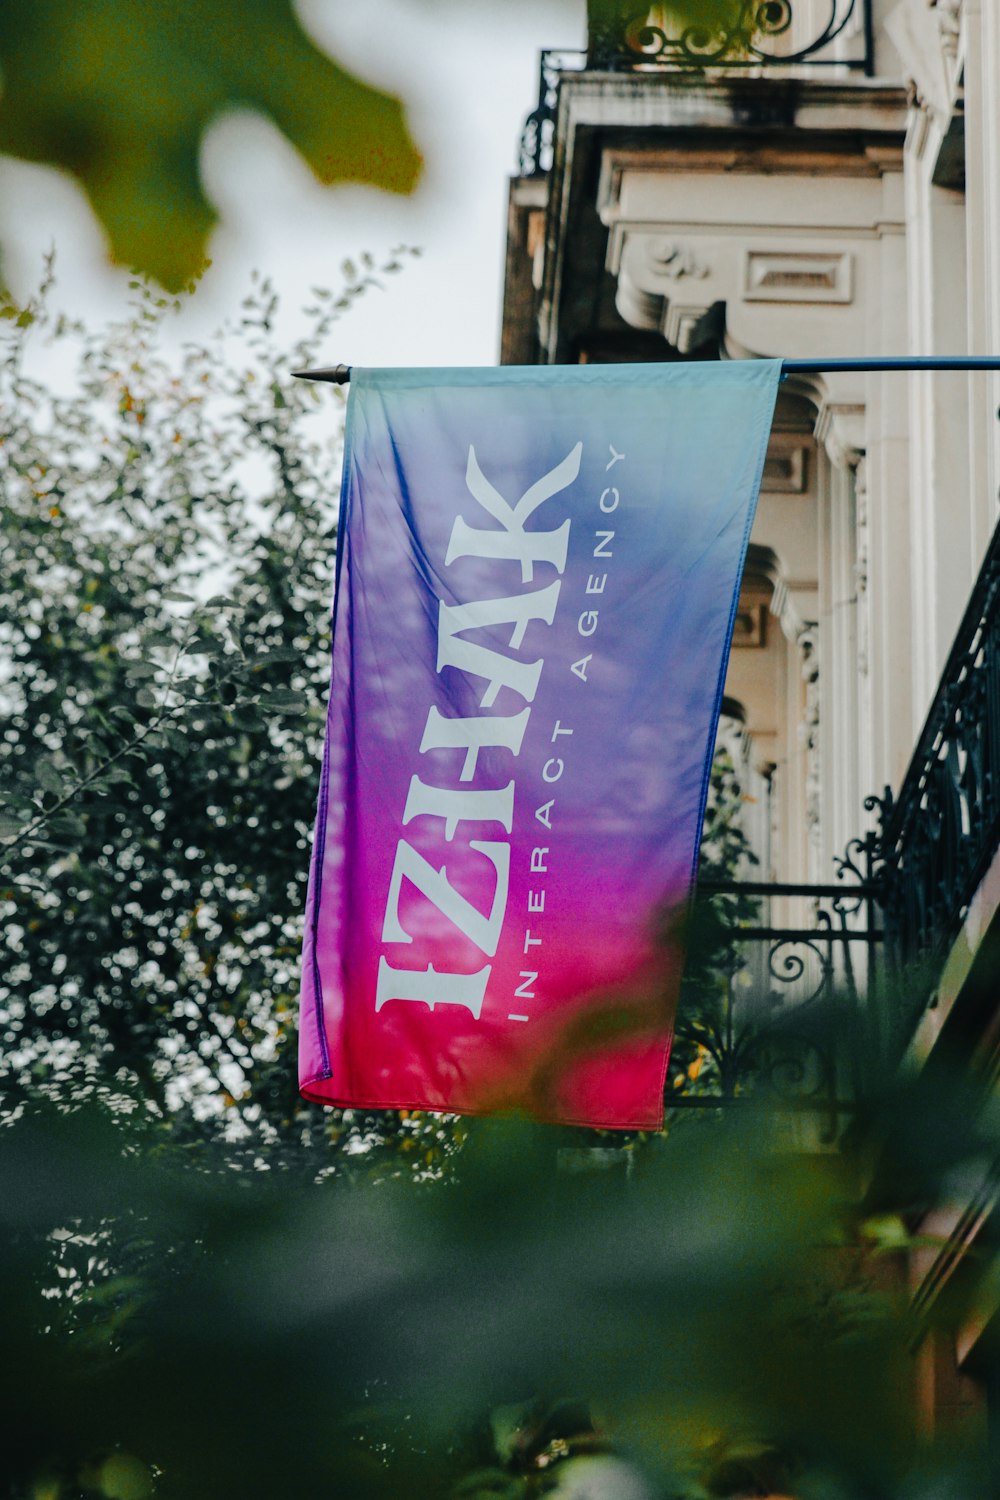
[[519, 3, 874, 175], [588, 1, 873, 73], [678, 519, 1000, 1115], [675, 870, 880, 1136], [872, 522, 1000, 1052]]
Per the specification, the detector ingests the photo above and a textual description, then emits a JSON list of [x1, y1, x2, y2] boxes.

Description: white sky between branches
[[0, 0, 583, 369]]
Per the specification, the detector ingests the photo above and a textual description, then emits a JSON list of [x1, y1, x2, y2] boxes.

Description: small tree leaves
[[260, 688, 308, 712], [182, 635, 225, 656], [46, 812, 87, 842], [247, 647, 300, 666], [36, 760, 66, 796], [102, 767, 135, 787], [1, 258, 446, 1197], [0, 0, 422, 291]]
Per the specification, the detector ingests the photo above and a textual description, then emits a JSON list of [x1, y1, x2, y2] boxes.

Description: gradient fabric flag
[[299, 362, 781, 1129]]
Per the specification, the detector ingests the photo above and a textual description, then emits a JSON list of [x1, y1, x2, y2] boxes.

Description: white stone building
[[501, 0, 1000, 1457]]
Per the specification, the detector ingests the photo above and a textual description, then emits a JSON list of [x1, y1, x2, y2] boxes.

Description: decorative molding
[[815, 401, 865, 469], [646, 238, 710, 281], [732, 602, 768, 649], [796, 624, 823, 856], [743, 249, 853, 304], [885, 0, 960, 123], [932, 0, 961, 63], [613, 236, 719, 351], [854, 457, 870, 680], [663, 302, 713, 353], [762, 434, 809, 494], [770, 578, 814, 646], [614, 272, 713, 351]]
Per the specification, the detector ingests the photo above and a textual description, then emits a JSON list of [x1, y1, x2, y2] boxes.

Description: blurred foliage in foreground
[[0, 0, 422, 292], [1, 1075, 996, 1499], [0, 254, 466, 1180]]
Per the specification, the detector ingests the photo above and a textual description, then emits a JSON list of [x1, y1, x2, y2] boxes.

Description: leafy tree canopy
[[0, 252, 468, 1179]]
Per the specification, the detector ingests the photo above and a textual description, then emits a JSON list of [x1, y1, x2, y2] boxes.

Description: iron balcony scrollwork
[[587, 0, 872, 74], [874, 520, 1000, 1052], [518, 49, 586, 178], [673, 868, 881, 1140], [520, 3, 873, 174]]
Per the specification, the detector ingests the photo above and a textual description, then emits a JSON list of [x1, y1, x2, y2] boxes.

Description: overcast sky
[[0, 0, 584, 370]]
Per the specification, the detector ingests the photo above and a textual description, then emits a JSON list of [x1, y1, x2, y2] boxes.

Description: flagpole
[[780, 356, 1000, 375], [292, 357, 1000, 384]]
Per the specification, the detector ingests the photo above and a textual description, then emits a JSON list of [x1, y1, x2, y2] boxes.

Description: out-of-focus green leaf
[[248, 647, 300, 666], [36, 759, 65, 795], [0, 0, 422, 291], [4, 1088, 991, 1500], [260, 688, 308, 711], [46, 812, 87, 840], [182, 634, 225, 655], [94, 1453, 154, 1500]]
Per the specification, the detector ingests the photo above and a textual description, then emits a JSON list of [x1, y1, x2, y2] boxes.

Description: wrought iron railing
[[519, 4, 873, 174], [588, 1, 873, 73], [519, 50, 586, 177], [674, 506, 1000, 1103], [674, 865, 881, 1138], [873, 521, 1000, 1051]]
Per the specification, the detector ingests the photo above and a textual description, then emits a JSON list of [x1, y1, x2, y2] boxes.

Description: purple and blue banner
[[299, 362, 780, 1129]]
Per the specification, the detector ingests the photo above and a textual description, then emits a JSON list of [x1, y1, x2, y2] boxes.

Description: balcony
[[520, 3, 874, 175], [681, 518, 1000, 1124], [587, 1, 873, 73], [874, 520, 1000, 1054]]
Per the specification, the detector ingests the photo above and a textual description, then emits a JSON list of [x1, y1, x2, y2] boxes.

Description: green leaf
[[47, 811, 87, 841], [231, 706, 266, 731], [260, 689, 308, 712], [0, 0, 422, 291], [135, 687, 158, 708], [36, 759, 65, 795], [248, 648, 300, 666], [162, 589, 196, 603], [95, 1452, 153, 1500], [0, 813, 25, 838]]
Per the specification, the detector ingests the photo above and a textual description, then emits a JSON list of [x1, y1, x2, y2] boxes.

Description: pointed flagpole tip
[[292, 364, 352, 384]]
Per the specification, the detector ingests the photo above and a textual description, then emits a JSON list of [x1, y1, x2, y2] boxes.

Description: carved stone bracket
[[854, 456, 871, 680], [796, 624, 823, 857], [886, 0, 963, 123], [815, 400, 865, 470]]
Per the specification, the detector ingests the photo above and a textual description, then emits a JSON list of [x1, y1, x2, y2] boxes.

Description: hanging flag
[[299, 362, 781, 1129]]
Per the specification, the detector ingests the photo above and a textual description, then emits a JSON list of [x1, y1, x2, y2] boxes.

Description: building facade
[[502, 0, 1000, 1470]]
